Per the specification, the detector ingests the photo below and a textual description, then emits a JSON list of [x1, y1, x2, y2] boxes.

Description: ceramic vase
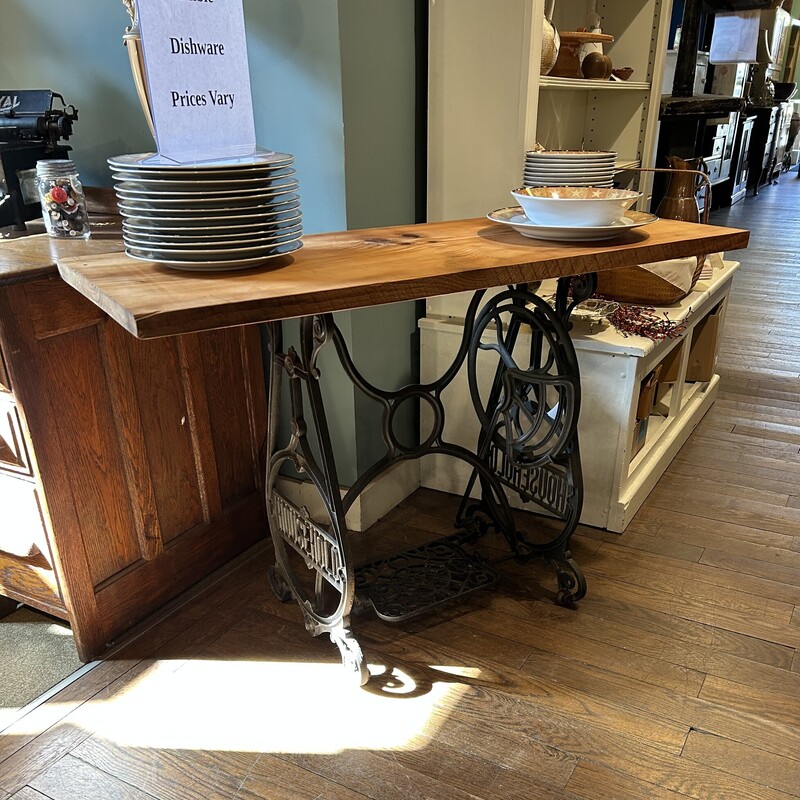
[[541, 0, 560, 75]]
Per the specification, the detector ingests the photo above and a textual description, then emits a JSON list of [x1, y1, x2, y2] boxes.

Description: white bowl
[[510, 186, 642, 227]]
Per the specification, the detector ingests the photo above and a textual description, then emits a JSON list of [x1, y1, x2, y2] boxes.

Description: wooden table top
[[0, 227, 123, 287], [56, 216, 749, 340]]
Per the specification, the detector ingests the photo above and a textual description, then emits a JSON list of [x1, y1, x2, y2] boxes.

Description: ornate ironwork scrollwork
[[468, 287, 580, 470], [548, 552, 587, 606], [555, 273, 599, 327], [330, 626, 369, 686], [459, 280, 586, 571], [308, 315, 330, 379]]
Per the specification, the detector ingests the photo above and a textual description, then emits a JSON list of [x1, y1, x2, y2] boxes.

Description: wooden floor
[[2, 178, 800, 799]]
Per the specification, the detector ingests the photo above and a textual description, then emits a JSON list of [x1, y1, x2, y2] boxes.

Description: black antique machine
[[0, 90, 79, 230]]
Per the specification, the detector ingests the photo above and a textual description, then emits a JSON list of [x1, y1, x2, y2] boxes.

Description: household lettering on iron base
[[489, 441, 571, 518], [272, 491, 345, 593]]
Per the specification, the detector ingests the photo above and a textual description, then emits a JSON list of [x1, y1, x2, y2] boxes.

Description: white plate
[[125, 239, 303, 271], [115, 187, 297, 206], [525, 158, 617, 167], [524, 174, 615, 182], [126, 234, 302, 259], [123, 212, 302, 235], [523, 183, 614, 189], [121, 206, 297, 225], [523, 174, 614, 181], [525, 163, 615, 171], [525, 163, 615, 170], [123, 225, 303, 248], [111, 169, 296, 187], [108, 150, 294, 171], [525, 161, 616, 168], [487, 206, 658, 241], [524, 166, 615, 174], [525, 151, 616, 160], [523, 178, 614, 184], [117, 194, 300, 216], [114, 179, 299, 198]]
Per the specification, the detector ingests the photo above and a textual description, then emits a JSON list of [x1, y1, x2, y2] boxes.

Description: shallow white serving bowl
[[510, 186, 641, 227]]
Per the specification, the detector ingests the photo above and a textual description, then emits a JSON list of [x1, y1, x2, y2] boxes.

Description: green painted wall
[[338, 1, 419, 476], [0, 0, 419, 488], [0, 0, 348, 232]]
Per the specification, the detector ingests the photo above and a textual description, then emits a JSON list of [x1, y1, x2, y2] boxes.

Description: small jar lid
[[36, 159, 78, 178]]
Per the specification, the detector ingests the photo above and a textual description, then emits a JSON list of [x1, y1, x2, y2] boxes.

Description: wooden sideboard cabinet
[[0, 235, 267, 660]]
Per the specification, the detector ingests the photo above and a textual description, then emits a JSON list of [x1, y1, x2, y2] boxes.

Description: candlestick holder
[[122, 0, 155, 137]]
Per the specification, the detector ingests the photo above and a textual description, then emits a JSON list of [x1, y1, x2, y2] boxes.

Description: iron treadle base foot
[[354, 537, 497, 622]]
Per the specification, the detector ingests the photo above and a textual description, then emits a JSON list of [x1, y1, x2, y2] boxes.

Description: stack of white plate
[[523, 150, 616, 188], [109, 151, 303, 271]]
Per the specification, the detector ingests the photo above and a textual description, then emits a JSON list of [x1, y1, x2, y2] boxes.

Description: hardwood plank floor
[[2, 179, 800, 798]]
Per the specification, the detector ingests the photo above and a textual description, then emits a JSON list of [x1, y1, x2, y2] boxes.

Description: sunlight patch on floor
[[61, 658, 476, 753], [0, 708, 23, 730]]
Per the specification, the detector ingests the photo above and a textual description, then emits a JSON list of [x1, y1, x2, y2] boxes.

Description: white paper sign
[[136, 0, 256, 163], [709, 11, 760, 65]]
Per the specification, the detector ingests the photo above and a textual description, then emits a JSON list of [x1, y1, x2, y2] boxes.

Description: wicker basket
[[596, 164, 711, 305], [596, 257, 704, 305]]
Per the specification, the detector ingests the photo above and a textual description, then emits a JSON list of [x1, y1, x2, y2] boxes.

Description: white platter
[[109, 150, 294, 171], [125, 239, 303, 271], [487, 206, 658, 241]]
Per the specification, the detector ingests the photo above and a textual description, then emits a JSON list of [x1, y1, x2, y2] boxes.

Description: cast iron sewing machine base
[[264, 276, 596, 685]]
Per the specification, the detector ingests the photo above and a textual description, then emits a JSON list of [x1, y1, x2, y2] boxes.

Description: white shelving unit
[[422, 2, 734, 532], [419, 261, 740, 532], [426, 0, 673, 319], [539, 76, 651, 91], [427, 0, 673, 224]]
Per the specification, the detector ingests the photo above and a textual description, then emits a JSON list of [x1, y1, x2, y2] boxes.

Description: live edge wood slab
[[57, 217, 749, 340]]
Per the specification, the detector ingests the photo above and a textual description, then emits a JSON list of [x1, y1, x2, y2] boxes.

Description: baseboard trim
[[277, 460, 421, 532]]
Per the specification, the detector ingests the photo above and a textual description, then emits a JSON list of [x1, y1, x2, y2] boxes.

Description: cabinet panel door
[[199, 328, 264, 506], [0, 397, 33, 476], [2, 277, 267, 659], [38, 326, 143, 584], [0, 473, 64, 617], [0, 345, 10, 393], [118, 328, 207, 543]]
